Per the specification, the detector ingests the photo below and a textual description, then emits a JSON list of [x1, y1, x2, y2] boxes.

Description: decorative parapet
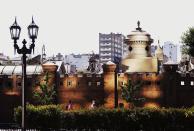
[[42, 62, 58, 73], [102, 61, 116, 73]]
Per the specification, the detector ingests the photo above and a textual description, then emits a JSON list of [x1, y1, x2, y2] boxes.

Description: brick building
[[1, 22, 194, 123]]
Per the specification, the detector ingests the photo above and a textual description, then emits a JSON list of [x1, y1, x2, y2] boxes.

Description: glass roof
[[2, 66, 15, 75], [0, 65, 43, 75]]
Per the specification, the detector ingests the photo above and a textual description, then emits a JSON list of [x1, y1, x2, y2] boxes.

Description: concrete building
[[99, 33, 127, 64], [47, 53, 64, 61], [163, 41, 177, 63]]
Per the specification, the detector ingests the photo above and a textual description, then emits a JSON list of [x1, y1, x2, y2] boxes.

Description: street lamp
[[10, 17, 39, 130]]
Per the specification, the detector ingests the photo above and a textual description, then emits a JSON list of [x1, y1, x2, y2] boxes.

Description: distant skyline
[[0, 0, 194, 58]]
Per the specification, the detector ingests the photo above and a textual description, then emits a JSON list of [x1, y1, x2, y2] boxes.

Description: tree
[[33, 72, 56, 105], [181, 27, 194, 57], [121, 80, 144, 108]]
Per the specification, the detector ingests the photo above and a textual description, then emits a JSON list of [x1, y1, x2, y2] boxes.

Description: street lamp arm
[[14, 43, 22, 54], [29, 43, 35, 54], [14, 40, 35, 55]]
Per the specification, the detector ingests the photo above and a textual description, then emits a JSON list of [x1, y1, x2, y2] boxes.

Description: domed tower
[[122, 21, 158, 73]]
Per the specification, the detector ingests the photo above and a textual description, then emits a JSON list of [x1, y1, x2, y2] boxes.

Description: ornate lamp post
[[9, 17, 39, 130]]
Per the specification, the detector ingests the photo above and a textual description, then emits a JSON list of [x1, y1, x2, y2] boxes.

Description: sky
[[0, 0, 194, 58]]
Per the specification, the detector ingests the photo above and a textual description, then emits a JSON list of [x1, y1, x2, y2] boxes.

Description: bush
[[14, 104, 63, 129], [14, 105, 194, 130]]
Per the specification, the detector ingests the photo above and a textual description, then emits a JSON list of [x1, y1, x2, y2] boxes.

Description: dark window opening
[[128, 46, 132, 51], [6, 81, 12, 87], [144, 81, 151, 85], [60, 81, 63, 86], [68, 81, 72, 87], [17, 82, 22, 87]]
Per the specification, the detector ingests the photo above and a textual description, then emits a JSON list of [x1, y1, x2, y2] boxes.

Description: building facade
[[99, 33, 127, 64], [1, 22, 194, 123], [163, 41, 177, 63], [64, 53, 102, 74]]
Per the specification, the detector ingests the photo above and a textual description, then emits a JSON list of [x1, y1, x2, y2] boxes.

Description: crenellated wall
[[1, 63, 194, 122], [57, 73, 104, 109]]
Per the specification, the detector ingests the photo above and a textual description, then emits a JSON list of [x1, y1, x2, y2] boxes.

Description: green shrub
[[14, 105, 194, 130], [14, 104, 63, 129]]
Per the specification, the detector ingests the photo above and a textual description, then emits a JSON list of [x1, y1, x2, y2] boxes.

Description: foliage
[[14, 105, 194, 130], [14, 104, 62, 129], [33, 72, 56, 105], [181, 27, 194, 56], [121, 80, 144, 107]]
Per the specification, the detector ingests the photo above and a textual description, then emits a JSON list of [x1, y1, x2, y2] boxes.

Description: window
[[96, 74, 101, 77], [67, 80, 72, 87], [181, 81, 185, 86], [156, 81, 160, 85], [60, 81, 63, 86], [190, 73, 194, 77], [88, 82, 92, 86], [17, 82, 21, 87], [191, 81, 194, 86], [6, 81, 12, 87], [97, 82, 101, 86], [181, 73, 186, 77], [87, 74, 92, 77], [145, 81, 151, 85], [78, 74, 83, 77]]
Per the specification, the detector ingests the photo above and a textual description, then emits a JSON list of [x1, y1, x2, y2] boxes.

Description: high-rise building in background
[[163, 41, 177, 63], [99, 33, 127, 64]]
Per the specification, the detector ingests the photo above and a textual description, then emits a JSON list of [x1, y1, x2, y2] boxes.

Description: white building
[[163, 41, 177, 63], [64, 54, 102, 74]]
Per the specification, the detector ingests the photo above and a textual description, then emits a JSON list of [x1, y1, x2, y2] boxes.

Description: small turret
[[42, 44, 46, 63], [155, 40, 164, 61]]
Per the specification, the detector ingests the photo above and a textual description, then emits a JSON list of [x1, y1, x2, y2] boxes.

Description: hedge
[[14, 105, 194, 130]]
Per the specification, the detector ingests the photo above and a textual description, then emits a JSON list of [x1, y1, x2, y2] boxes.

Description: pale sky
[[0, 0, 194, 58]]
